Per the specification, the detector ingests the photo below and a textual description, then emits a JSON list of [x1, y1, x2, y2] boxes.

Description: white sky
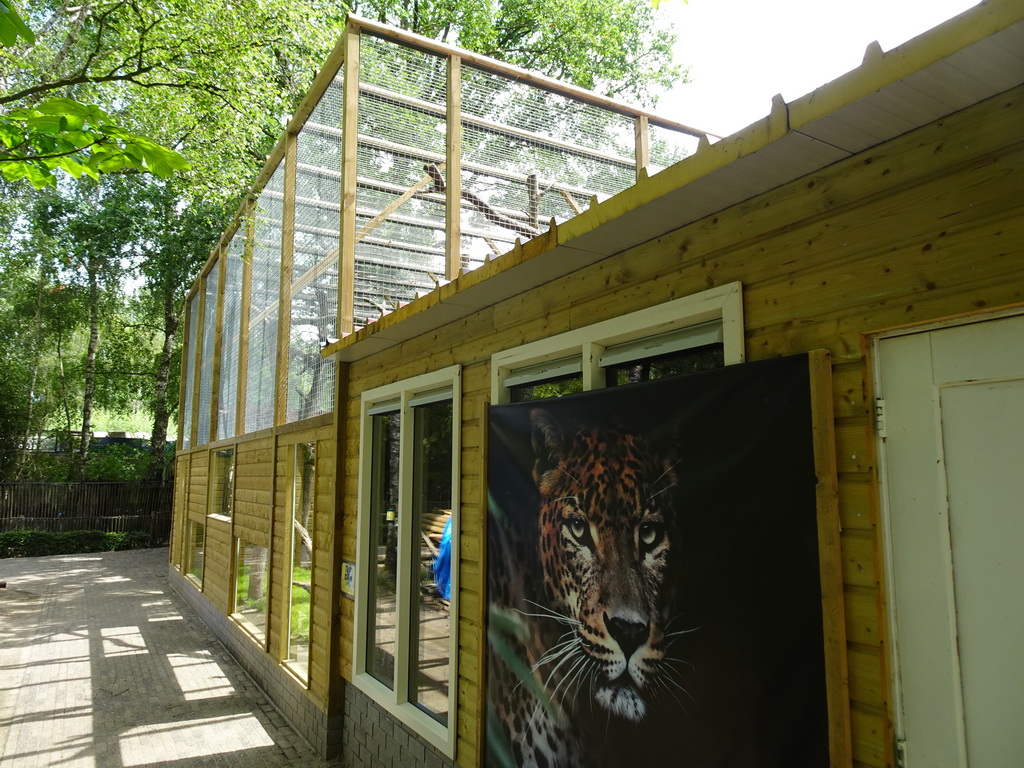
[[655, 0, 980, 137]]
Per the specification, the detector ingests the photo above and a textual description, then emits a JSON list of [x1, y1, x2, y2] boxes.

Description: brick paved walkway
[[0, 548, 329, 767]]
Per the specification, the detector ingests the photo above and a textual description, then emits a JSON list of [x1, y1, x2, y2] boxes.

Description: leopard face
[[529, 408, 682, 723]]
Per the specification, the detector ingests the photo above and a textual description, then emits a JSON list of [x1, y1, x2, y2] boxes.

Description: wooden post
[[527, 173, 540, 232], [209, 249, 227, 442], [634, 115, 650, 183], [236, 207, 254, 437], [807, 349, 854, 768], [176, 290, 194, 450], [446, 54, 463, 281], [338, 22, 361, 335], [189, 284, 205, 449], [275, 133, 298, 427]]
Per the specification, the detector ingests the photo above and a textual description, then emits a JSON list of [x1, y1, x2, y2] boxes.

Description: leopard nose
[[605, 613, 649, 660]]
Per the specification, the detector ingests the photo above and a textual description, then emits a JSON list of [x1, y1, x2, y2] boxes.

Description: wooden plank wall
[[235, 436, 275, 548], [169, 419, 336, 712], [337, 85, 1024, 767]]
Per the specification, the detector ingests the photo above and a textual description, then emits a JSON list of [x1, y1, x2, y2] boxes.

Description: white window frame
[[491, 282, 744, 402], [353, 365, 461, 757]]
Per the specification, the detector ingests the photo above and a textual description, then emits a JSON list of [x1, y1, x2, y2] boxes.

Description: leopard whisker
[[649, 457, 684, 493], [547, 649, 589, 713], [554, 466, 586, 493], [532, 632, 579, 672], [662, 654, 697, 671], [524, 645, 586, 731], [506, 632, 578, 701], [657, 668, 698, 705], [664, 625, 701, 639], [563, 651, 595, 711], [519, 599, 581, 627], [646, 480, 677, 501], [652, 674, 691, 716]]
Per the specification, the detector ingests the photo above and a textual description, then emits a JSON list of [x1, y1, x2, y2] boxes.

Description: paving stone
[[0, 548, 333, 767]]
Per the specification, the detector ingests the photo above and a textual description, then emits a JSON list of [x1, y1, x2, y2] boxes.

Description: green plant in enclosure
[[290, 565, 312, 646]]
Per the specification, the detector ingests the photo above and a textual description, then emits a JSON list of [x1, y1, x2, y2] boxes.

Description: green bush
[[0, 529, 153, 558]]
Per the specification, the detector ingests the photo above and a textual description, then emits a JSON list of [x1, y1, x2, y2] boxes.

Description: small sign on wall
[[341, 561, 356, 600]]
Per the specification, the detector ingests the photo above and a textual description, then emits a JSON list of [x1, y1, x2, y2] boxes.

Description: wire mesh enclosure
[[180, 17, 705, 446], [245, 163, 285, 435], [217, 230, 245, 440], [196, 266, 218, 443]]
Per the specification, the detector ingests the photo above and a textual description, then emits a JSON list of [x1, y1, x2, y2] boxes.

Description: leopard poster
[[486, 354, 830, 767]]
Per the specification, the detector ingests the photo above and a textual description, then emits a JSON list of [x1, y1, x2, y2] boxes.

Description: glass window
[[409, 398, 453, 723], [367, 410, 400, 688], [287, 442, 316, 678], [605, 342, 724, 387], [186, 520, 206, 586], [492, 283, 743, 402], [509, 372, 584, 402], [234, 539, 270, 640], [355, 366, 460, 755], [209, 447, 235, 518]]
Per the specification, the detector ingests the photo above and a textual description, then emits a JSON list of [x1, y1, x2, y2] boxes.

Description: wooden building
[[170, 2, 1024, 766]]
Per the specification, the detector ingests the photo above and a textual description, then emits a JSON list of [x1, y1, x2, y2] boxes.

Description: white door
[[877, 313, 1024, 768]]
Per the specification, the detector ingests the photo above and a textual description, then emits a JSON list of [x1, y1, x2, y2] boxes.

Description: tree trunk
[[75, 261, 100, 481], [147, 287, 178, 480], [17, 273, 45, 480]]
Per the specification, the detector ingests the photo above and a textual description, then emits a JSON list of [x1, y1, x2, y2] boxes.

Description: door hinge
[[875, 398, 887, 439], [895, 738, 908, 768]]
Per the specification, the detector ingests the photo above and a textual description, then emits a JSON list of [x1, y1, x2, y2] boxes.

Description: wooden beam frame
[[189, 285, 205, 449], [445, 55, 462, 281], [634, 115, 650, 183], [176, 292, 194, 450], [274, 132, 298, 428], [236, 207, 254, 438], [208, 248, 227, 442], [807, 349, 854, 767], [338, 22, 360, 336]]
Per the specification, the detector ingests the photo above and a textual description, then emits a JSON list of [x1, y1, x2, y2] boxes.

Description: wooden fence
[[0, 482, 173, 543]]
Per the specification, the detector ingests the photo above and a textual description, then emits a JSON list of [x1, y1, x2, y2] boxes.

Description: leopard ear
[[530, 408, 564, 485]]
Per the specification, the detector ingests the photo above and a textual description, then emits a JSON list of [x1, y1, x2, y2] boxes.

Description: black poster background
[[485, 354, 829, 767]]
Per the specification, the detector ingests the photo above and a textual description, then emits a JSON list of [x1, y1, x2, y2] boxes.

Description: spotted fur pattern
[[488, 408, 688, 768]]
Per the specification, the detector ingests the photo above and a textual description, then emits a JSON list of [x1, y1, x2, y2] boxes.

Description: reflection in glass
[[234, 538, 270, 639], [509, 373, 583, 402], [188, 520, 205, 584], [210, 447, 235, 517], [606, 343, 724, 387], [410, 400, 453, 723], [368, 411, 400, 688], [287, 442, 315, 677]]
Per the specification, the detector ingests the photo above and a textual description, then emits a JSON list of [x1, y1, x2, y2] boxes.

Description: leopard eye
[[566, 515, 588, 543], [639, 521, 664, 549]]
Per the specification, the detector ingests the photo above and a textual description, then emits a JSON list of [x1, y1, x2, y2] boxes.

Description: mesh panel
[[181, 294, 198, 450], [196, 265, 219, 446], [355, 34, 448, 329], [217, 231, 245, 440], [289, 80, 343, 422], [245, 163, 285, 434], [648, 122, 698, 175], [458, 65, 636, 268]]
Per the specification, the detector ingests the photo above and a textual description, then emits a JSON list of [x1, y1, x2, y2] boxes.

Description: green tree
[[0, 0, 683, 480], [351, 0, 681, 103], [0, 2, 189, 187]]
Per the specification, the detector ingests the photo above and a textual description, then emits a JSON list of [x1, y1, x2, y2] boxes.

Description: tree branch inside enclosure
[[424, 163, 539, 239]]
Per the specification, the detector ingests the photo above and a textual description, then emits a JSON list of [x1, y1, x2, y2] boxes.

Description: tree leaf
[[0, 0, 35, 47]]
